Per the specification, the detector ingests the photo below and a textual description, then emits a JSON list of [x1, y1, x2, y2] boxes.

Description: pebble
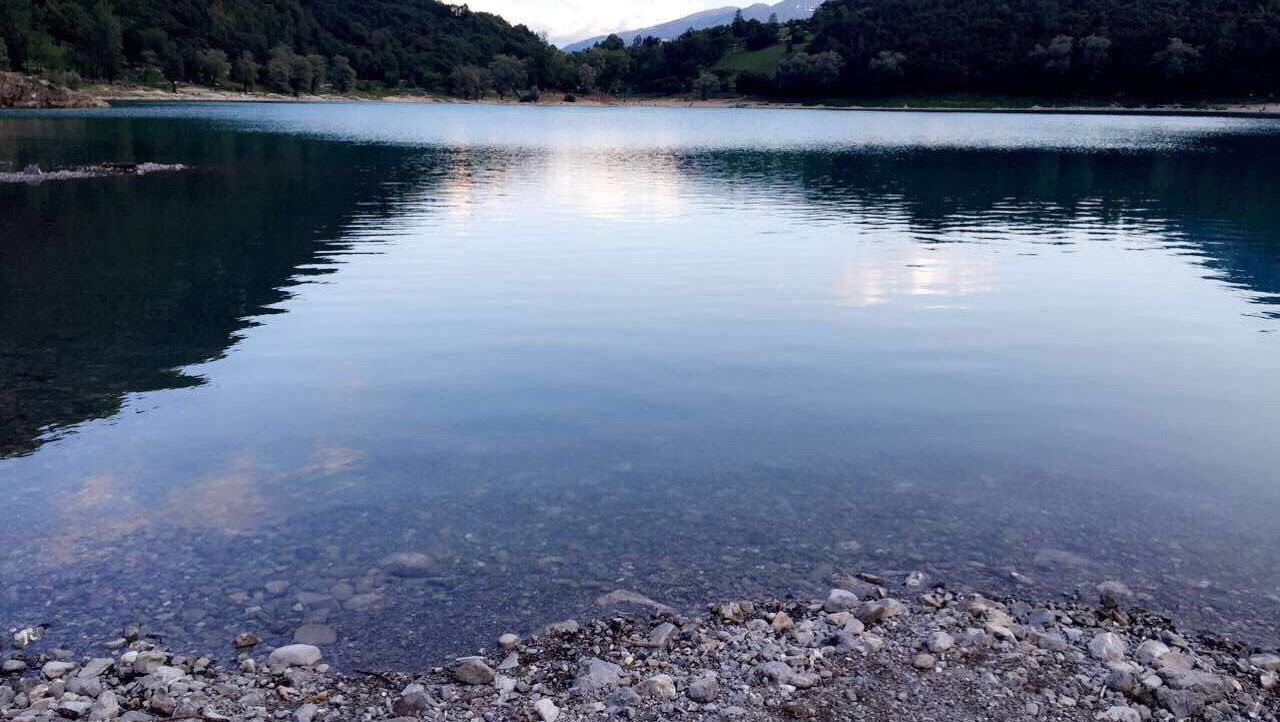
[[267, 644, 323, 669], [1135, 638, 1170, 665], [56, 698, 92, 719], [688, 672, 719, 703], [1097, 580, 1133, 608], [452, 656, 496, 685], [638, 674, 677, 699], [149, 692, 177, 716], [649, 621, 678, 648], [1097, 705, 1142, 722], [1250, 653, 1280, 671], [294, 702, 319, 722], [823, 589, 860, 613], [393, 692, 432, 716], [771, 611, 795, 634], [573, 657, 622, 692], [0, 565, 1269, 722], [1036, 632, 1070, 651], [856, 598, 906, 624], [1089, 632, 1129, 662], [534, 697, 561, 722], [41, 661, 77, 679], [543, 619, 579, 635], [926, 631, 954, 653]]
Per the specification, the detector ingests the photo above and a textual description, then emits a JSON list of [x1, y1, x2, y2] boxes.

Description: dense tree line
[[0, 0, 559, 93], [3, 0, 1278, 99], [803, 0, 1280, 97], [566, 0, 1280, 99]]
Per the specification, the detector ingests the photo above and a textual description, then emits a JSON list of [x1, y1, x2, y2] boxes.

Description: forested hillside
[[567, 0, 1280, 100], [2, 0, 1278, 100], [804, 0, 1280, 97], [0, 0, 565, 93]]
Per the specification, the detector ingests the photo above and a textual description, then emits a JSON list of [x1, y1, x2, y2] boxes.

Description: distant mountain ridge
[[562, 0, 822, 53]]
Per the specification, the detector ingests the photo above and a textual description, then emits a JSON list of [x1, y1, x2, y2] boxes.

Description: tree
[[331, 56, 357, 93], [449, 64, 488, 99], [577, 63, 597, 92], [1079, 35, 1112, 81], [776, 51, 844, 93], [868, 50, 906, 88], [160, 47, 184, 91], [0, 37, 9, 71], [232, 51, 258, 91], [140, 51, 164, 85], [289, 54, 313, 96], [692, 70, 720, 99], [1031, 35, 1074, 76], [86, 0, 124, 80], [735, 70, 773, 95], [487, 54, 526, 98], [1153, 37, 1201, 82], [306, 55, 327, 93], [582, 44, 630, 94], [267, 45, 293, 93], [808, 51, 844, 88], [194, 49, 230, 86]]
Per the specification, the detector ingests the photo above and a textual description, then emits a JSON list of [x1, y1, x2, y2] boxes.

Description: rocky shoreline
[[0, 73, 107, 109], [4, 573, 1277, 722]]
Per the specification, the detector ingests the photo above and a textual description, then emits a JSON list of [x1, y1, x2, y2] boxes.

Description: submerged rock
[[292, 624, 337, 646], [594, 589, 674, 613], [380, 552, 435, 577]]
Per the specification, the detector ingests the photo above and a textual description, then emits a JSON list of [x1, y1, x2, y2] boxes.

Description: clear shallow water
[[1, 103, 1279, 668]]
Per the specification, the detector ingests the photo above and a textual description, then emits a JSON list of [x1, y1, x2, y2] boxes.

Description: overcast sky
[[465, 0, 733, 46]]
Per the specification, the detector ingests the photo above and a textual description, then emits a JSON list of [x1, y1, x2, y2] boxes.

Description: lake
[[1, 103, 1278, 669]]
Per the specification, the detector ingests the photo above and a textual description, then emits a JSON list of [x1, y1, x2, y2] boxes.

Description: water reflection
[[0, 127, 432, 457], [1, 106, 1278, 668]]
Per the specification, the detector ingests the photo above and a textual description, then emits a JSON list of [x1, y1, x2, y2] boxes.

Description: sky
[[464, 0, 734, 46]]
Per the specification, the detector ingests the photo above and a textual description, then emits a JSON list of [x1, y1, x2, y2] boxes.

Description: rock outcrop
[[0, 72, 108, 109]]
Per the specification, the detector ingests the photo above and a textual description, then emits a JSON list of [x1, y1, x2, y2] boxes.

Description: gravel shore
[[4, 573, 1277, 721]]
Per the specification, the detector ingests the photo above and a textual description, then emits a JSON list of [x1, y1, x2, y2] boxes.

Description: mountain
[[562, 0, 822, 53]]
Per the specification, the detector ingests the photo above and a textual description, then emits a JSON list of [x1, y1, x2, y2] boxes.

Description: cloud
[[465, 0, 733, 45]]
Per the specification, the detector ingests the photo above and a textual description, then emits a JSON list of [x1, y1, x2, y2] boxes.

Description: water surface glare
[[1, 104, 1279, 667]]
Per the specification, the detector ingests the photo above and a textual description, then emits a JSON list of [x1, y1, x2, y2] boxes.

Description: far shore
[[84, 82, 1280, 118]]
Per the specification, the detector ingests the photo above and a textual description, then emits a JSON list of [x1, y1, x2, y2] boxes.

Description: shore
[[4, 573, 1277, 722], [77, 82, 1280, 117]]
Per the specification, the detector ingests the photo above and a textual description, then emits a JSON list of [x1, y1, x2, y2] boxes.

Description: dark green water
[[1, 103, 1279, 668]]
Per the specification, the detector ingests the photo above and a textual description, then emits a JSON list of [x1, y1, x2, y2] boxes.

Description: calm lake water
[[1, 103, 1279, 668]]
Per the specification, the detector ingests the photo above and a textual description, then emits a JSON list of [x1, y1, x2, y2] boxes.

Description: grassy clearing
[[714, 43, 790, 78]]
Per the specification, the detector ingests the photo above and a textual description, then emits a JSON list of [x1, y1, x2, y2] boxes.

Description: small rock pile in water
[[3, 576, 1277, 721]]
